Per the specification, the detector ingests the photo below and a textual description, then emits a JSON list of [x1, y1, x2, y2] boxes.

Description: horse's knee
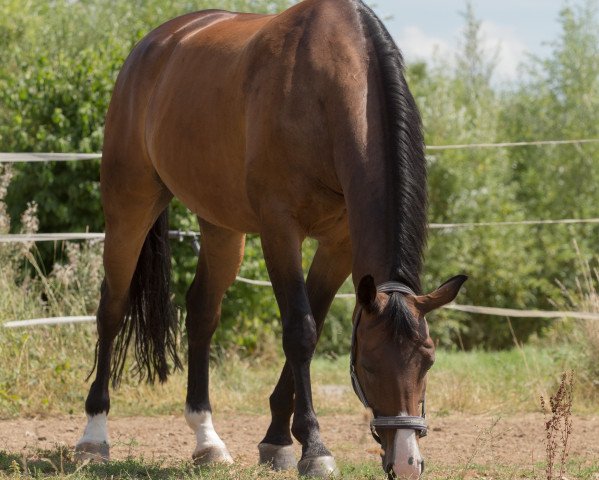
[[269, 375, 294, 417], [282, 314, 317, 363], [186, 316, 219, 344]]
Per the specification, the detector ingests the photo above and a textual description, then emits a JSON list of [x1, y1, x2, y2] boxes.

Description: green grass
[[429, 344, 598, 415], [2, 317, 598, 418], [4, 328, 598, 480], [1, 448, 597, 479]]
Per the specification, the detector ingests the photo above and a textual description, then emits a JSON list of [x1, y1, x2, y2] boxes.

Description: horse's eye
[[361, 363, 377, 375], [420, 344, 435, 367], [423, 356, 434, 370]]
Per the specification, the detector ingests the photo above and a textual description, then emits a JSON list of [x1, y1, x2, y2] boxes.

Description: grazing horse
[[75, 0, 467, 477]]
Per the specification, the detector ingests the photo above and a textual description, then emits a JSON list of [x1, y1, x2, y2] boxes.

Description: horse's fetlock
[[85, 382, 110, 416], [291, 412, 320, 444]]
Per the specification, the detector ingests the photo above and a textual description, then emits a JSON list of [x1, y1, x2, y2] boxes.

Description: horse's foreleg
[[260, 224, 346, 478], [185, 219, 245, 465], [259, 238, 352, 472]]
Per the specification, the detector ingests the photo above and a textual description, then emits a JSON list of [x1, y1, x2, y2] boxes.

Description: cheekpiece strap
[[350, 365, 370, 408]]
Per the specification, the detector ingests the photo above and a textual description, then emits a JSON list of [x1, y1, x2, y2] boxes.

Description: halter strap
[[350, 281, 428, 444]]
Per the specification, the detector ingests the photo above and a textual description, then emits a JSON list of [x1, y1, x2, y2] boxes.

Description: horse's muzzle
[[382, 430, 424, 479]]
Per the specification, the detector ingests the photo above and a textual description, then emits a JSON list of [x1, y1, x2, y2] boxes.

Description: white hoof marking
[[77, 413, 109, 447], [185, 408, 232, 463]]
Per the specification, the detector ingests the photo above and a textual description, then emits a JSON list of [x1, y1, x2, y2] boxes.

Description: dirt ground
[[1, 413, 598, 468]]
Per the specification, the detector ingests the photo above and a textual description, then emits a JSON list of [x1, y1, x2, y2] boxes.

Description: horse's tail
[[110, 208, 182, 386]]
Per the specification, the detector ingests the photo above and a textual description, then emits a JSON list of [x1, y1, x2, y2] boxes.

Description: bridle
[[350, 281, 428, 476]]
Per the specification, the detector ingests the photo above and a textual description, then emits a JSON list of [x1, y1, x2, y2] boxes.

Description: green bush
[[408, 2, 599, 348]]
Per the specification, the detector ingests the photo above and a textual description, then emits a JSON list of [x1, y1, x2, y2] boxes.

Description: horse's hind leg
[[75, 165, 172, 462], [185, 219, 245, 465], [259, 237, 352, 472]]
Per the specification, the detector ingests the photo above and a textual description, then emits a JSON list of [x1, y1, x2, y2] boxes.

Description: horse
[[74, 0, 467, 478]]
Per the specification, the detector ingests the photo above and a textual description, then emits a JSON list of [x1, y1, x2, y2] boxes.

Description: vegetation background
[[0, 0, 598, 402]]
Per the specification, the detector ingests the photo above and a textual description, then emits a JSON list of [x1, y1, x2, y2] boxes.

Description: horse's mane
[[356, 1, 428, 296], [382, 292, 421, 342]]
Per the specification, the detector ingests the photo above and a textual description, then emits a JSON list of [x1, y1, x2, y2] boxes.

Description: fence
[[2, 140, 599, 327]]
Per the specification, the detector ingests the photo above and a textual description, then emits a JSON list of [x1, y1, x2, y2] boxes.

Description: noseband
[[350, 282, 428, 445]]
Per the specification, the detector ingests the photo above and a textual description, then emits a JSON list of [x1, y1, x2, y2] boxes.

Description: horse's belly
[[153, 151, 259, 233]]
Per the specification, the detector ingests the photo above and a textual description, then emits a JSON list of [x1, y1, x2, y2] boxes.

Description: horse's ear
[[414, 275, 468, 315], [357, 275, 377, 310]]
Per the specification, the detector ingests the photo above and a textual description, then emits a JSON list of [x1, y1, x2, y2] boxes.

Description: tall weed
[[0, 166, 102, 416], [553, 242, 599, 403]]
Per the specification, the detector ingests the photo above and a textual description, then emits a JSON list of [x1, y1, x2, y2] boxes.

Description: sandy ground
[[1, 413, 598, 468]]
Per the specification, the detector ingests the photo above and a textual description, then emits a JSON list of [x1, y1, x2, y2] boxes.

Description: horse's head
[[352, 274, 467, 479]]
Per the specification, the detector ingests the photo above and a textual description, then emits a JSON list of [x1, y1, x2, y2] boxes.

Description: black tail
[[110, 209, 182, 386]]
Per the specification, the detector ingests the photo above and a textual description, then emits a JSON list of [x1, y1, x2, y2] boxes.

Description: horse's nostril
[[408, 456, 414, 465]]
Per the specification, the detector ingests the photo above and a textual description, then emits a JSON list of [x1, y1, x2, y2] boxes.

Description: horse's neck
[[344, 160, 402, 288]]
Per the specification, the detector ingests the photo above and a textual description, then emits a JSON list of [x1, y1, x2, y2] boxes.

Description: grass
[[0, 448, 597, 479], [3, 326, 598, 480], [431, 344, 599, 415], [2, 317, 599, 418]]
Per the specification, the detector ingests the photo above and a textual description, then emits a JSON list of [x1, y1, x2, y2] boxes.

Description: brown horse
[[75, 0, 467, 478]]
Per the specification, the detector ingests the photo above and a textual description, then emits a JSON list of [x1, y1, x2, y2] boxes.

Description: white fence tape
[[4, 316, 96, 327], [2, 216, 598, 245], [5, 303, 598, 328], [427, 138, 599, 150], [445, 305, 599, 321], [0, 231, 202, 243], [2, 139, 599, 164], [234, 276, 273, 287], [429, 218, 599, 229], [0, 233, 105, 242], [0, 153, 102, 163]]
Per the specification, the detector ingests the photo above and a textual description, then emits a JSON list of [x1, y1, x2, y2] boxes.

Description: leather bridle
[[350, 282, 428, 476]]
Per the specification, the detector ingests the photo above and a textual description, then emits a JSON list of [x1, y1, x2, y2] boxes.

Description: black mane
[[356, 2, 428, 295], [383, 293, 421, 342]]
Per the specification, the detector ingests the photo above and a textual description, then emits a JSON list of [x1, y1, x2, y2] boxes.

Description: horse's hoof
[[297, 455, 340, 478], [192, 446, 233, 465], [258, 442, 297, 471], [74, 442, 110, 463]]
